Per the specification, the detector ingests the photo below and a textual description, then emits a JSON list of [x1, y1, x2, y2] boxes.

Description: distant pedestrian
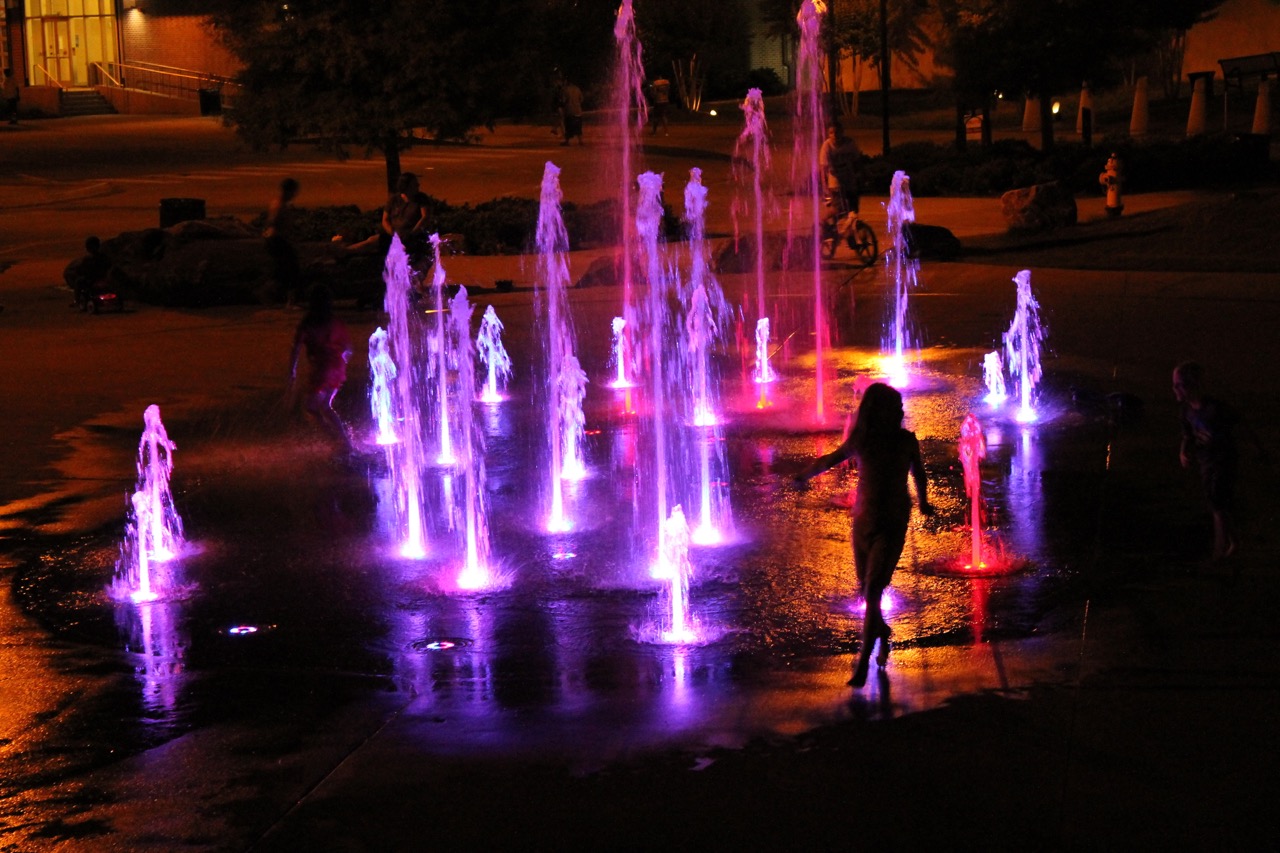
[[2, 68, 19, 125], [648, 77, 670, 135], [559, 79, 584, 146], [289, 284, 354, 455], [264, 177, 302, 304], [382, 171, 431, 267], [66, 235, 115, 311], [1173, 361, 1265, 561], [794, 383, 933, 687]]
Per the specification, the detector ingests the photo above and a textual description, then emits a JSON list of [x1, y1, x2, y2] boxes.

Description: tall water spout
[[450, 287, 494, 590], [537, 162, 587, 532], [1004, 269, 1045, 423], [382, 236, 430, 558], [117, 404, 184, 602], [732, 87, 775, 405], [368, 327, 399, 445], [637, 170, 672, 561], [429, 234, 456, 465], [476, 305, 511, 404], [791, 0, 829, 420], [682, 168, 732, 545], [959, 413, 987, 568], [613, 0, 648, 385], [883, 171, 919, 387]]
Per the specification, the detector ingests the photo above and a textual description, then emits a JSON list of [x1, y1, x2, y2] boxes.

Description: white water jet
[[883, 171, 919, 387], [653, 505, 699, 644], [612, 0, 648, 387], [983, 350, 1008, 406], [428, 234, 456, 466], [476, 305, 511, 404], [1004, 269, 1045, 423], [368, 327, 399, 445]]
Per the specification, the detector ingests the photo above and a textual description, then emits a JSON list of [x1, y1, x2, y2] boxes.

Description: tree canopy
[[208, 0, 537, 190]]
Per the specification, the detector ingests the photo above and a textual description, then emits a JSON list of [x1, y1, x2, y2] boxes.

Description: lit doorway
[[24, 0, 118, 88]]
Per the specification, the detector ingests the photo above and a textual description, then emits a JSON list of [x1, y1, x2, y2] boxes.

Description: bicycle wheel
[[850, 222, 878, 267]]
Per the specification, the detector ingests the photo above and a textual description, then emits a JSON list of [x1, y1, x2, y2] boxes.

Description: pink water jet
[[428, 235, 456, 466], [959, 413, 987, 569], [790, 0, 830, 421], [732, 87, 776, 407], [116, 404, 185, 603], [652, 506, 700, 644]]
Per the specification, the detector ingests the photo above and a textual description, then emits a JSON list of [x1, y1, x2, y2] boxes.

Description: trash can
[[198, 87, 222, 117], [159, 197, 206, 228]]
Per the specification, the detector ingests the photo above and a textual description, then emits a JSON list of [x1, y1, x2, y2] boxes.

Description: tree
[[637, 0, 751, 106], [208, 0, 535, 192]]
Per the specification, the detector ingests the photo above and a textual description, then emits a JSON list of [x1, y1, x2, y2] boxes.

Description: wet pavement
[[2, 117, 1279, 849]]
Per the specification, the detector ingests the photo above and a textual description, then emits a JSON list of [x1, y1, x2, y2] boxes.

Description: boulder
[[713, 233, 817, 273], [1000, 181, 1077, 232], [903, 223, 962, 260]]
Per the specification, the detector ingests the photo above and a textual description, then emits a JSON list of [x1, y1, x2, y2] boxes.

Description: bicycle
[[820, 197, 878, 267]]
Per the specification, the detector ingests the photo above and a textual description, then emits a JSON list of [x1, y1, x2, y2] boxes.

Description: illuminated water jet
[[882, 171, 919, 387], [368, 327, 398, 445], [537, 162, 588, 533], [115, 404, 184, 602], [476, 305, 511, 404], [1004, 270, 1045, 423]]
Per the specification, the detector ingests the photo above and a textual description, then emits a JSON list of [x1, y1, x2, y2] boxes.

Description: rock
[[903, 223, 961, 260], [575, 253, 622, 288], [713, 233, 816, 273], [1000, 181, 1077, 232]]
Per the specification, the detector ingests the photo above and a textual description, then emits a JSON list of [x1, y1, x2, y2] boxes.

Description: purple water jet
[[1004, 270, 1045, 423], [537, 162, 588, 533], [449, 287, 495, 591], [612, 0, 648, 386], [428, 234, 456, 466], [381, 236, 430, 558], [883, 171, 919, 387], [476, 305, 511, 404], [115, 404, 184, 602], [651, 505, 700, 644], [682, 168, 733, 545]]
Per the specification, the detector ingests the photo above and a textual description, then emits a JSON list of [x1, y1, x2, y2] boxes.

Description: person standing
[[381, 172, 431, 267], [649, 76, 671, 135], [2, 68, 19, 125], [795, 383, 933, 687], [289, 285, 354, 455], [264, 177, 302, 304], [559, 79, 584, 146], [1173, 361, 1265, 561]]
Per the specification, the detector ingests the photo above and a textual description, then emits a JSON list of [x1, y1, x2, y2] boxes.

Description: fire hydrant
[[1099, 152, 1124, 217]]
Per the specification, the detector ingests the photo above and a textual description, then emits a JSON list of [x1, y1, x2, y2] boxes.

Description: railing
[[91, 62, 122, 88], [92, 60, 241, 109], [33, 64, 65, 88]]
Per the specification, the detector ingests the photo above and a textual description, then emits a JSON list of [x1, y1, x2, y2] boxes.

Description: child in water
[[795, 383, 933, 687], [288, 285, 354, 455]]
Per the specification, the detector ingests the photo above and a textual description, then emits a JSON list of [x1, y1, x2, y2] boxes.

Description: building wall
[[119, 11, 237, 77]]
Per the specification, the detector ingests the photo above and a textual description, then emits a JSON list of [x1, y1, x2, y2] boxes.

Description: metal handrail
[[98, 60, 241, 105], [34, 64, 65, 89], [91, 61, 122, 88]]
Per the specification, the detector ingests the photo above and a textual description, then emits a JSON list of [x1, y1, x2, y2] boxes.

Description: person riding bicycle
[[820, 120, 862, 223]]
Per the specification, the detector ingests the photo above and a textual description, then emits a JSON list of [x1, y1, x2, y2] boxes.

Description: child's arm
[[795, 438, 855, 485], [909, 433, 934, 515]]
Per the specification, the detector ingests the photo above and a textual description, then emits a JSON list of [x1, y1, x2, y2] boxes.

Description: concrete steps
[[60, 88, 116, 117]]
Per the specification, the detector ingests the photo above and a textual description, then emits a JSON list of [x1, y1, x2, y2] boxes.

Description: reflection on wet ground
[[10, 343, 1122, 779]]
